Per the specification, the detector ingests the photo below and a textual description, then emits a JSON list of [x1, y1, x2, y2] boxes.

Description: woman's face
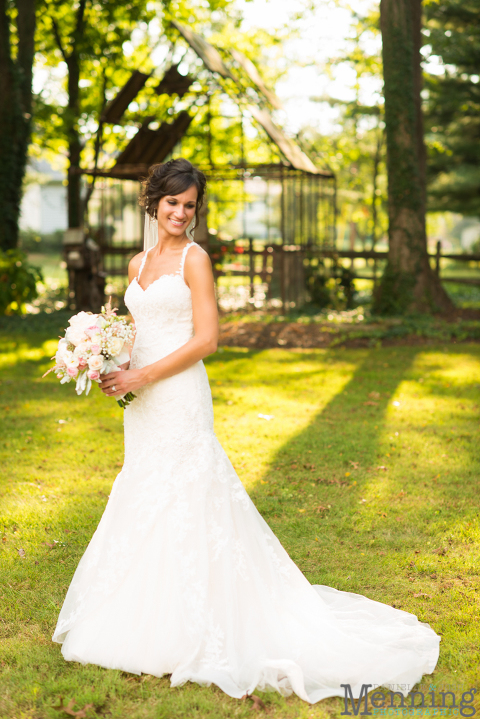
[[157, 185, 198, 237]]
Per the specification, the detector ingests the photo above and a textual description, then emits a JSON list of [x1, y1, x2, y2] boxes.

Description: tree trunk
[[0, 0, 36, 251], [50, 0, 87, 228], [375, 0, 453, 314], [66, 54, 82, 228]]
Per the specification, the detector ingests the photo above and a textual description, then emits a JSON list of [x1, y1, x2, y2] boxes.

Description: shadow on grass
[[2, 335, 479, 710]]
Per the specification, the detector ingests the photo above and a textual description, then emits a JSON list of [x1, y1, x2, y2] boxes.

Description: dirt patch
[[218, 321, 479, 350]]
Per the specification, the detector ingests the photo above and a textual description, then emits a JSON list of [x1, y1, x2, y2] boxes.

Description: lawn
[[0, 316, 479, 719]]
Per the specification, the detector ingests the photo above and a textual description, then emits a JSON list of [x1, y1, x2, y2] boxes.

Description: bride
[[53, 158, 440, 704]]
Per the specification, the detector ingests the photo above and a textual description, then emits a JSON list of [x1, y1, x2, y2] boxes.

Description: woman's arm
[[116, 254, 145, 370], [100, 246, 218, 398]]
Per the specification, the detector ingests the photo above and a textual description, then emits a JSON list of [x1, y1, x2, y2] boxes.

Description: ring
[[112, 386, 116, 392]]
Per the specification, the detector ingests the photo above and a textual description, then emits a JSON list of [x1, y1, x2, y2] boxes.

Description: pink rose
[[91, 344, 100, 354], [78, 358, 88, 368], [87, 369, 100, 381], [67, 366, 79, 378], [88, 354, 104, 371]]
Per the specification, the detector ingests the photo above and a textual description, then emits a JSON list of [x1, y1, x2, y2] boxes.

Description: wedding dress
[[53, 241, 440, 703]]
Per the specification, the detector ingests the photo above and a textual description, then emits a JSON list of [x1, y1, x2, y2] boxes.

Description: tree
[[0, 0, 36, 251], [34, 0, 284, 231], [374, 0, 452, 314], [36, 0, 153, 229], [424, 0, 480, 216]]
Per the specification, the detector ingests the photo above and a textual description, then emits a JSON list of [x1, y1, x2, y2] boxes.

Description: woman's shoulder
[[184, 243, 213, 285], [128, 251, 147, 281], [186, 242, 210, 264], [129, 251, 147, 271]]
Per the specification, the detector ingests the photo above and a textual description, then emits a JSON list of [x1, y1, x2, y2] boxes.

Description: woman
[[53, 158, 440, 704]]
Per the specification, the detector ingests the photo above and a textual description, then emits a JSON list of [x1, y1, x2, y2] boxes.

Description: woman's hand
[[100, 368, 145, 398]]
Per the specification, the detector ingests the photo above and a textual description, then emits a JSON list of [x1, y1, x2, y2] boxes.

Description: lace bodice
[[124, 241, 196, 363]]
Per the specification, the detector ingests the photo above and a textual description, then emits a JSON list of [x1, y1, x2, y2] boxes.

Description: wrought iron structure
[[76, 21, 337, 311]]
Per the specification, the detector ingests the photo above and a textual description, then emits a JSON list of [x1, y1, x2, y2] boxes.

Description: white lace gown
[[53, 241, 440, 703]]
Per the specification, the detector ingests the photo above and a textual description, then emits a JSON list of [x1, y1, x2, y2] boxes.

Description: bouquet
[[43, 300, 136, 408]]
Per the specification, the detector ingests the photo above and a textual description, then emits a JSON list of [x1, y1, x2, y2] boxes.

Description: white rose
[[66, 356, 79, 369], [74, 342, 89, 356], [65, 311, 98, 346], [95, 316, 108, 329], [88, 354, 104, 371], [109, 337, 124, 357], [55, 339, 70, 364]]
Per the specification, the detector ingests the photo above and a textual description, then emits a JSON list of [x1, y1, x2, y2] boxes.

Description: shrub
[[0, 249, 43, 315]]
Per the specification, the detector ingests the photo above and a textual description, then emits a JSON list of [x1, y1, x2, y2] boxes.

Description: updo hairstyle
[[139, 158, 207, 231]]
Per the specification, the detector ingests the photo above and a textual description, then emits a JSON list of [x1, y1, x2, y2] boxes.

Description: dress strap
[[179, 241, 196, 280], [137, 247, 153, 281]]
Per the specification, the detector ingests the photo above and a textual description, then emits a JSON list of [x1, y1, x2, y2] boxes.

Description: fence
[[213, 240, 480, 312]]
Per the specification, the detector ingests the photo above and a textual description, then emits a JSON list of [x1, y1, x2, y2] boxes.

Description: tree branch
[[50, 16, 69, 63], [75, 0, 88, 39]]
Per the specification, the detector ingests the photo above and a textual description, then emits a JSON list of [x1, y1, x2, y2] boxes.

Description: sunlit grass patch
[[0, 330, 479, 718]]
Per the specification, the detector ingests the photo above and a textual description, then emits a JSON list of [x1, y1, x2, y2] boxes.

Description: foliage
[[304, 256, 357, 310], [0, 326, 479, 716], [302, 7, 388, 250], [0, 249, 43, 315], [424, 0, 480, 216], [32, 0, 290, 230]]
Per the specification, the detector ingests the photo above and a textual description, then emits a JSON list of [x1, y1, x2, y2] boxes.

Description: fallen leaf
[[433, 547, 448, 556], [349, 461, 360, 469], [368, 391, 380, 400], [43, 541, 58, 549], [52, 697, 94, 717], [17, 548, 25, 558], [364, 401, 378, 406], [430, 574, 437, 579], [376, 466, 387, 471], [415, 549, 421, 554], [413, 592, 432, 599], [242, 693, 266, 711]]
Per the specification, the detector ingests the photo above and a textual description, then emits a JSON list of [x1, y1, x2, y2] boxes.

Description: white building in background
[[20, 159, 67, 234], [460, 222, 480, 250]]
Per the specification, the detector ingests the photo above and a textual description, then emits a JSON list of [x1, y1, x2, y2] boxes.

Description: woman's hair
[[139, 158, 207, 230]]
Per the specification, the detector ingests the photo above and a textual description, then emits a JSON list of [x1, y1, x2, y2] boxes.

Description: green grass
[[1, 319, 480, 718]]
